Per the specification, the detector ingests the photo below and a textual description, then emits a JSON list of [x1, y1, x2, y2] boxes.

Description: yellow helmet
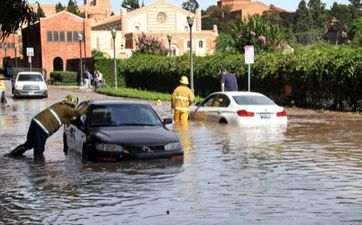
[[180, 76, 189, 85], [64, 95, 78, 106]]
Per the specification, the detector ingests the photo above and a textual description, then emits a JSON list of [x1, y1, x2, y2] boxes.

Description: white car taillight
[[277, 110, 287, 117], [237, 110, 255, 117]]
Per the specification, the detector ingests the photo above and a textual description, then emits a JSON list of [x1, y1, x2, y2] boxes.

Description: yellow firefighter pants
[[174, 110, 189, 123]]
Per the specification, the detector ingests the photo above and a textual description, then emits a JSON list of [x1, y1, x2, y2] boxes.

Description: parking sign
[[244, 45, 254, 64], [26, 47, 34, 57]]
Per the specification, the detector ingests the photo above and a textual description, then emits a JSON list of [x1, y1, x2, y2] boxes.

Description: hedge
[[96, 46, 362, 111], [50, 71, 78, 84]]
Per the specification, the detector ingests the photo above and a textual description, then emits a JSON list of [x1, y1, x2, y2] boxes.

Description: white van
[[13, 72, 48, 98]]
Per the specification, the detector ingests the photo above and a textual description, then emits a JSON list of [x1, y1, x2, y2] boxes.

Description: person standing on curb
[[171, 76, 195, 124], [5, 95, 88, 157], [220, 68, 238, 92]]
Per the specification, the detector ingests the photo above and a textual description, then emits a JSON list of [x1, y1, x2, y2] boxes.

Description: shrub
[[50, 71, 77, 84], [96, 46, 362, 111]]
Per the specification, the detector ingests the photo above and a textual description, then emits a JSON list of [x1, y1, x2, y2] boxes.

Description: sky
[[33, 0, 352, 12]]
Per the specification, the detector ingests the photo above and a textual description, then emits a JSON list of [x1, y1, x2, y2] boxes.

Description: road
[[1, 82, 362, 225]]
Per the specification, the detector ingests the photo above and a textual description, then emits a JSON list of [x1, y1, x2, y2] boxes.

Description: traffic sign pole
[[244, 45, 254, 92]]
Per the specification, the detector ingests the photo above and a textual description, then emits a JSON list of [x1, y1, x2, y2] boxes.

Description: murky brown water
[[1, 84, 362, 225]]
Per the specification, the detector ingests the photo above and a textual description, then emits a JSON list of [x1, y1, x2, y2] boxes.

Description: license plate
[[29, 91, 34, 95], [260, 113, 270, 119]]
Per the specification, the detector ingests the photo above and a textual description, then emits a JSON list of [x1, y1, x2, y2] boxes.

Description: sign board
[[244, 45, 254, 64], [26, 47, 34, 57], [28, 56, 32, 63]]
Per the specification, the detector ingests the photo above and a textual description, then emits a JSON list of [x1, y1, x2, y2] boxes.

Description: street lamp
[[78, 32, 83, 86], [187, 15, 194, 92], [111, 28, 118, 88], [167, 33, 172, 56], [14, 47, 17, 68]]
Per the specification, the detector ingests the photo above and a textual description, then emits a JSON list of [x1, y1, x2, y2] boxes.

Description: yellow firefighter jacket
[[33, 102, 87, 135], [171, 85, 194, 111]]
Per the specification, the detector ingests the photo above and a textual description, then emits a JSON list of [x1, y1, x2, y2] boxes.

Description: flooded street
[[1, 84, 362, 225]]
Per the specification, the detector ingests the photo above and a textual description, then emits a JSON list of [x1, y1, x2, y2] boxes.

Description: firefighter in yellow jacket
[[5, 95, 88, 157], [171, 76, 195, 123]]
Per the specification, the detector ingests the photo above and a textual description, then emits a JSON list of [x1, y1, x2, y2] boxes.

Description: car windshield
[[90, 104, 162, 127], [233, 95, 275, 105], [17, 74, 43, 82]]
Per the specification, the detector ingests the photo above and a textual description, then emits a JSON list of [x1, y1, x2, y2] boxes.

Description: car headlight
[[164, 142, 181, 151], [95, 143, 123, 152], [15, 84, 21, 90]]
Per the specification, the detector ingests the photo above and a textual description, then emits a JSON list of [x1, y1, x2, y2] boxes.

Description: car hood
[[89, 126, 179, 145]]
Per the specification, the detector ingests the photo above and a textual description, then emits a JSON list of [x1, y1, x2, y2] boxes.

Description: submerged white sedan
[[189, 91, 287, 126]]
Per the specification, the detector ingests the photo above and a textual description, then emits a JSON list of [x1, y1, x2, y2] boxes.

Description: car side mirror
[[163, 118, 173, 125]]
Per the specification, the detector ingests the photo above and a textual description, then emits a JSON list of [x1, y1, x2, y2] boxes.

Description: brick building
[[0, 34, 21, 68], [21, 11, 92, 78], [217, 0, 285, 20]]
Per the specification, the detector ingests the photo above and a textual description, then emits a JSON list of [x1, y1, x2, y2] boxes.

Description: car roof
[[88, 99, 149, 106], [209, 91, 266, 97]]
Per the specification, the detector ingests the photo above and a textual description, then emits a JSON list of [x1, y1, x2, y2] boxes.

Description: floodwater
[[1, 84, 362, 225]]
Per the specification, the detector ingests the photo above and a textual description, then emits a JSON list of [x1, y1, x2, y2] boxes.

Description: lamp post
[[111, 28, 118, 88], [14, 47, 17, 68], [187, 15, 194, 92], [167, 33, 172, 56], [78, 32, 83, 86]]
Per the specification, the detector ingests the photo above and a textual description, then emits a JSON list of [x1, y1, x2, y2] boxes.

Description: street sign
[[244, 45, 254, 64], [26, 47, 34, 57]]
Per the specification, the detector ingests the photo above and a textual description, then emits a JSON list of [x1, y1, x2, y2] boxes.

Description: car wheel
[[63, 134, 68, 155]]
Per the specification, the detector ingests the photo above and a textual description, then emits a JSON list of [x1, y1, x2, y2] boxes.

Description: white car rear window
[[233, 95, 275, 105]]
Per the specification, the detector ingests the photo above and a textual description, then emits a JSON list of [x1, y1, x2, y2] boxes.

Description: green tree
[[35, 2, 46, 21], [0, 0, 36, 39], [262, 10, 281, 26], [92, 49, 107, 61], [202, 5, 231, 32], [215, 33, 236, 52], [294, 0, 312, 32], [67, 0, 81, 16], [351, 18, 362, 45], [308, 0, 328, 30], [55, 2, 65, 13], [121, 0, 140, 11], [182, 0, 199, 13], [349, 0, 361, 8]]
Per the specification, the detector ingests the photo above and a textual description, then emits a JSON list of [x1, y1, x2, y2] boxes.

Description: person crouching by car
[[171, 76, 195, 124], [5, 95, 88, 157]]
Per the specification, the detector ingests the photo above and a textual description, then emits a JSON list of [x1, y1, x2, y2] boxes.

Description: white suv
[[13, 72, 48, 98]]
